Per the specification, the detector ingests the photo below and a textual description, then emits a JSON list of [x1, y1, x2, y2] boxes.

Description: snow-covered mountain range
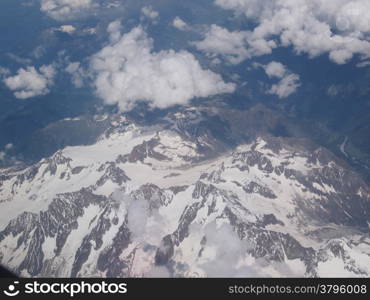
[[0, 104, 369, 277]]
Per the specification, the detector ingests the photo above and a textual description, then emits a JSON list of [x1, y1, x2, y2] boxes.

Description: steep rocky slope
[[0, 106, 369, 277]]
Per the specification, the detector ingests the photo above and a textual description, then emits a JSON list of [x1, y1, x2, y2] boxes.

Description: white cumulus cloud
[[269, 73, 301, 99], [89, 22, 236, 112], [199, 222, 252, 277], [56, 25, 76, 34], [193, 24, 276, 64], [141, 6, 159, 24], [172, 17, 189, 31], [263, 61, 287, 79], [40, 0, 96, 20], [4, 65, 56, 99], [258, 61, 301, 98], [65, 62, 85, 88], [127, 198, 149, 240], [214, 0, 370, 64]]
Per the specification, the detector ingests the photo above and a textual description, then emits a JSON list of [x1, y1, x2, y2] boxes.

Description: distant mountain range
[[1, 104, 369, 277]]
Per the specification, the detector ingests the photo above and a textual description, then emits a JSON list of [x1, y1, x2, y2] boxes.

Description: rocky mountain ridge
[[0, 105, 369, 277]]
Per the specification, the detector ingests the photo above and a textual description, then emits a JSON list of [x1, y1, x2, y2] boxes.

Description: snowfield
[[0, 112, 369, 277]]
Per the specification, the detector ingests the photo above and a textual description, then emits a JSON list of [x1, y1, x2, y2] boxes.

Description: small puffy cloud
[[141, 6, 159, 24], [40, 0, 96, 20], [89, 23, 236, 111], [194, 25, 250, 64], [269, 73, 300, 99], [5, 143, 13, 150], [82, 27, 97, 35], [65, 62, 85, 88], [263, 61, 286, 78], [106, 19, 123, 43], [199, 222, 251, 277], [193, 25, 276, 64], [214, 0, 370, 64], [123, 192, 166, 247], [172, 17, 189, 31], [260, 61, 300, 98], [32, 46, 46, 59], [4, 65, 56, 99], [56, 25, 76, 34], [127, 198, 149, 240]]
